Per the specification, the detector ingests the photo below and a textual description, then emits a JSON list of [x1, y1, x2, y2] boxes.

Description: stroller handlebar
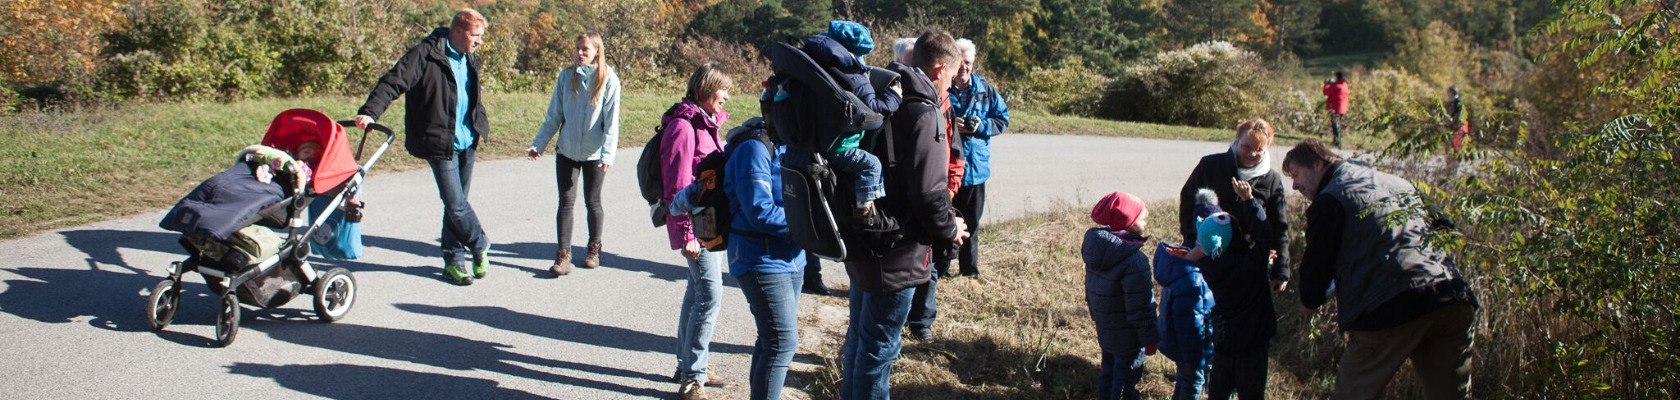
[[337, 120, 394, 138]]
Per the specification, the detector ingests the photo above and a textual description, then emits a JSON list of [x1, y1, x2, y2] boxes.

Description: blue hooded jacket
[[802, 34, 899, 116], [1152, 243, 1216, 366], [723, 123, 806, 276], [949, 74, 1009, 186], [1083, 228, 1159, 353]]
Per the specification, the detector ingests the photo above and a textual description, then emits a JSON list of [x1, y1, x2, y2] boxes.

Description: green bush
[[1372, 3, 1680, 396], [1004, 56, 1107, 117], [1100, 41, 1270, 128]]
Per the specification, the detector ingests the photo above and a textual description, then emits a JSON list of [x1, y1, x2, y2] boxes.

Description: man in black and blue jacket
[[353, 9, 492, 285]]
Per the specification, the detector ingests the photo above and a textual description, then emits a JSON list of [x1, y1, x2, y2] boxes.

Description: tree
[[1164, 0, 1260, 45], [687, 0, 831, 51], [1258, 0, 1323, 58], [1030, 0, 1162, 75], [0, 0, 125, 89]]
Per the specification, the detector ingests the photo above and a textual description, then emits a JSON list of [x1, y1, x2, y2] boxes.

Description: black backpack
[[765, 39, 901, 261], [637, 114, 704, 227], [690, 124, 774, 251]]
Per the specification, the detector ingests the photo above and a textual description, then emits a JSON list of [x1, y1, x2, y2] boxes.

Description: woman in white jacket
[[528, 30, 621, 276]]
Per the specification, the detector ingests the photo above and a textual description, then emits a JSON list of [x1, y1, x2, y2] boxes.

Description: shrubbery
[[1100, 41, 1271, 128], [1003, 57, 1107, 117]]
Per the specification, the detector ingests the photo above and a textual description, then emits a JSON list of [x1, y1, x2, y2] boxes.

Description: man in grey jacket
[[1283, 140, 1478, 400]]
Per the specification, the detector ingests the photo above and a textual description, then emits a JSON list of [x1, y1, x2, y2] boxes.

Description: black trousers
[[555, 155, 605, 250], [935, 183, 985, 276], [1208, 345, 1269, 399]]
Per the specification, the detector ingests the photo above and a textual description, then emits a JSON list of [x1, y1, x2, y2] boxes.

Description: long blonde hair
[[572, 30, 609, 106]]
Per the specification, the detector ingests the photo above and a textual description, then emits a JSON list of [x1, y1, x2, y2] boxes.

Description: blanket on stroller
[[160, 163, 283, 241]]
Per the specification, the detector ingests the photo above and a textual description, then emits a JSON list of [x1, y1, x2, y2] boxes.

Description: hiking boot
[[803, 279, 832, 296], [678, 379, 708, 400], [908, 328, 933, 341], [857, 202, 880, 227], [472, 248, 490, 279], [549, 248, 573, 276], [445, 264, 474, 286], [582, 242, 601, 269], [671, 367, 732, 387]]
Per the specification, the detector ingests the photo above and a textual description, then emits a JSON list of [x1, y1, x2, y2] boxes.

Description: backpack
[[765, 39, 901, 261], [689, 125, 774, 251], [636, 119, 701, 227]]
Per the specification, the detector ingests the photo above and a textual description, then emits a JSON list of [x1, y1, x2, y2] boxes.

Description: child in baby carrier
[[801, 20, 901, 223]]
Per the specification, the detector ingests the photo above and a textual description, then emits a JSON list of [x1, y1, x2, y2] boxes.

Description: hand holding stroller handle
[[337, 120, 394, 138]]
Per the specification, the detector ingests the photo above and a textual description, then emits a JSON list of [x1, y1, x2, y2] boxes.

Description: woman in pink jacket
[[660, 63, 734, 399]]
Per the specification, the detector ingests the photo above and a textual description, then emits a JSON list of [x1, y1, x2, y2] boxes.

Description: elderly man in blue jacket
[[939, 38, 1010, 279]]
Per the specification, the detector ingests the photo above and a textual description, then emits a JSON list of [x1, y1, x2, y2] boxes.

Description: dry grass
[[796, 199, 1360, 399]]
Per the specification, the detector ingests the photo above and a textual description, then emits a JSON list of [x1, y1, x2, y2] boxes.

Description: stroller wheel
[[145, 279, 181, 331], [214, 293, 240, 347], [312, 268, 356, 322]]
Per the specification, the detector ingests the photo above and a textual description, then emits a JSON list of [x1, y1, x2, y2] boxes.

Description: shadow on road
[[2, 229, 212, 333], [228, 362, 546, 399], [393, 303, 754, 356], [249, 322, 670, 398], [497, 241, 739, 287]]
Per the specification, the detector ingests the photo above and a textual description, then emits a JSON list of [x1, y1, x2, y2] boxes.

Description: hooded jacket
[[843, 62, 961, 293], [723, 121, 806, 276], [1153, 243, 1215, 365], [803, 34, 900, 116], [659, 99, 729, 249], [949, 73, 1009, 186], [530, 64, 622, 165], [1083, 228, 1160, 353], [357, 28, 490, 161]]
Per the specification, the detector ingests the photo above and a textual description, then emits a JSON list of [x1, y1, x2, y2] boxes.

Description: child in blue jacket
[[801, 21, 900, 221], [1083, 191, 1159, 400], [1154, 242, 1216, 400]]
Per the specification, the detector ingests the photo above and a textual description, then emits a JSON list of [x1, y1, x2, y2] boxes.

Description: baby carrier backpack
[[688, 126, 774, 251], [765, 38, 898, 261]]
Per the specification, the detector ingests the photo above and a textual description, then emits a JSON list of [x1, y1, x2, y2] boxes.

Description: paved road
[[0, 134, 1271, 399]]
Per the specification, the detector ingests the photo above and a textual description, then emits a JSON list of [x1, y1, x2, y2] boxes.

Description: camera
[[961, 116, 980, 130]]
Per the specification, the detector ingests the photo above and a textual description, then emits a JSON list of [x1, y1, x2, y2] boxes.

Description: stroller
[[146, 109, 395, 346]]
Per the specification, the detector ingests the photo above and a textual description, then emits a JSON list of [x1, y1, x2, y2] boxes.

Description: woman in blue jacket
[[723, 118, 807, 400]]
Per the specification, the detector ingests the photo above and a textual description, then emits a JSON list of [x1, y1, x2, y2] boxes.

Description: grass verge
[[795, 199, 1359, 399]]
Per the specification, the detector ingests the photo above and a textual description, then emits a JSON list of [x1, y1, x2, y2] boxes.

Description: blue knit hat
[[824, 20, 875, 57]]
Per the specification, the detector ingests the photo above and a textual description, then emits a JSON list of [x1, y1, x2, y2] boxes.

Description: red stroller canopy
[[261, 109, 359, 194]]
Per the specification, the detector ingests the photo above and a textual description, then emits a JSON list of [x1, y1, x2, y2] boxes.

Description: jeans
[[841, 283, 914, 400], [1097, 347, 1148, 400], [935, 183, 984, 276], [1209, 346, 1269, 399], [1173, 358, 1209, 400], [739, 271, 803, 400], [1330, 112, 1345, 145], [555, 154, 605, 249], [426, 148, 487, 266], [676, 248, 725, 382], [829, 148, 884, 206], [906, 270, 937, 335]]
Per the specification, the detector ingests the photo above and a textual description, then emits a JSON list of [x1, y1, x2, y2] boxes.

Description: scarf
[[1231, 142, 1272, 181]]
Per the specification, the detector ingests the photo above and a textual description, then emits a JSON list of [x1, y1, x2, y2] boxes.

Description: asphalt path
[[0, 134, 1277, 399]]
